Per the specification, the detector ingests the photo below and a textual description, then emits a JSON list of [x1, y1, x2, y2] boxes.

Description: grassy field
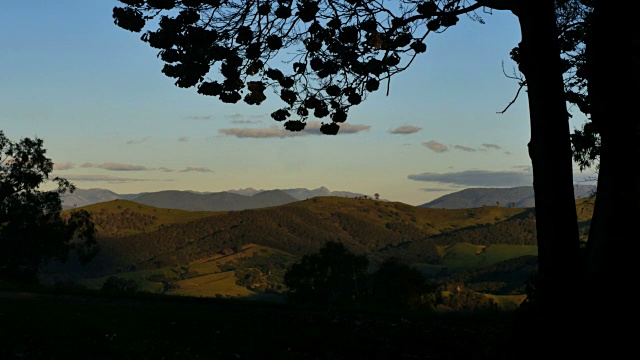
[[415, 244, 537, 275], [0, 288, 521, 360]]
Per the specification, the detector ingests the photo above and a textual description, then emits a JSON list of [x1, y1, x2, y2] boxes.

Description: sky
[[0, 1, 595, 206]]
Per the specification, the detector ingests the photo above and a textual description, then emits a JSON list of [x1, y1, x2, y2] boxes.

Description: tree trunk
[[515, 0, 581, 311], [584, 0, 639, 316]]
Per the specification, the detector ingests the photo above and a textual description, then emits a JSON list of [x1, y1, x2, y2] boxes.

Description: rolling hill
[[50, 196, 593, 304]]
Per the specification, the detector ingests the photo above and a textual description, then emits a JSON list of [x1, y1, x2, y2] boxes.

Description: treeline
[[283, 241, 498, 313], [437, 256, 539, 295], [62, 197, 598, 281]]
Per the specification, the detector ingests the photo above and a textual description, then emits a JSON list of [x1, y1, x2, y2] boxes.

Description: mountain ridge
[[420, 185, 596, 209], [61, 186, 367, 210]]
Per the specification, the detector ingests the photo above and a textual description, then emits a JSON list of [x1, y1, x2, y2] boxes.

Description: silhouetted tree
[[101, 276, 140, 294], [0, 131, 98, 282], [368, 257, 438, 310], [579, 0, 637, 325], [284, 240, 368, 305], [111, 0, 623, 316]]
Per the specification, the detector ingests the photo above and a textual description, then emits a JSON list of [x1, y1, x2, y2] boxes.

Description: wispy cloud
[[389, 126, 422, 135], [185, 115, 214, 120], [305, 121, 371, 135], [178, 136, 189, 142], [125, 136, 151, 145], [419, 187, 455, 192], [453, 145, 476, 152], [482, 143, 501, 150], [422, 140, 449, 153], [231, 119, 263, 124], [408, 170, 533, 187], [219, 121, 371, 138], [219, 127, 301, 139], [80, 162, 149, 171], [53, 162, 75, 170], [157, 167, 175, 172], [180, 166, 213, 173], [62, 175, 160, 183], [225, 113, 244, 120]]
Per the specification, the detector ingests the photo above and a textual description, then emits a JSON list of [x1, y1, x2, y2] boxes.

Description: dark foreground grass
[[0, 289, 521, 360]]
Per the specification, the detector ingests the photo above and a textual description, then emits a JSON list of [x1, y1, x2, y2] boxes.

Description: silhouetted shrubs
[[101, 276, 139, 294]]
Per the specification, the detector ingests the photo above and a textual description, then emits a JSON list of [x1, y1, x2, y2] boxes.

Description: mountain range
[[61, 186, 367, 210], [419, 185, 596, 209], [61, 185, 597, 212]]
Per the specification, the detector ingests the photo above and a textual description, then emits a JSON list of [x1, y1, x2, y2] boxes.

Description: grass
[[415, 243, 538, 276], [0, 285, 520, 360], [168, 271, 255, 297]]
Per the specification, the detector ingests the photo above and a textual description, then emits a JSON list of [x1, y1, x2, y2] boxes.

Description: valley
[[48, 190, 594, 311]]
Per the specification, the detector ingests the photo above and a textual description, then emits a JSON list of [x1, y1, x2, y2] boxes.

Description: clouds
[[218, 121, 371, 138], [125, 136, 151, 145], [389, 126, 422, 135], [422, 140, 504, 154], [408, 169, 534, 187], [422, 140, 449, 153], [53, 162, 75, 170], [81, 162, 148, 171], [481, 143, 501, 150], [180, 166, 213, 173], [219, 127, 300, 139], [62, 174, 156, 183], [56, 162, 212, 174], [184, 115, 215, 120], [453, 145, 476, 152]]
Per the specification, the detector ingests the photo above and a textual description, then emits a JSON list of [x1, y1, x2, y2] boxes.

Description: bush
[[101, 276, 139, 294]]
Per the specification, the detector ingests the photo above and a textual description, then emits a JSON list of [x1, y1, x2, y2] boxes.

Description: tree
[[368, 257, 438, 310], [111, 0, 607, 313], [580, 0, 637, 317], [0, 131, 98, 283], [283, 240, 368, 305]]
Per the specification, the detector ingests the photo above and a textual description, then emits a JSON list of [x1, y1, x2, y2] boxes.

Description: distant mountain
[[61, 186, 367, 210], [130, 189, 299, 211], [420, 185, 596, 209], [60, 188, 121, 209], [226, 186, 366, 200]]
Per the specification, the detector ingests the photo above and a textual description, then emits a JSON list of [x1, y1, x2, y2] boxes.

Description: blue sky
[[0, 1, 594, 205]]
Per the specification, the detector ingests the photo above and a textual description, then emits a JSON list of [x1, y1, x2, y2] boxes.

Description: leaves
[[113, 1, 478, 135], [0, 131, 97, 282]]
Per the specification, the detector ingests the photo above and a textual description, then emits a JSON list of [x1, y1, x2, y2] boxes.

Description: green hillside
[[62, 199, 217, 237], [48, 196, 593, 303], [60, 197, 537, 278]]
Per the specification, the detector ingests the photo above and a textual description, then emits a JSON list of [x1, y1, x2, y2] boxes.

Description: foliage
[[437, 255, 538, 295], [0, 131, 97, 282], [437, 286, 497, 312], [100, 276, 140, 294], [284, 240, 369, 305], [0, 293, 522, 360], [112, 0, 490, 134], [367, 257, 439, 310]]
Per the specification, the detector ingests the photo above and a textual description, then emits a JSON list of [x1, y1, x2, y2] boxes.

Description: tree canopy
[[0, 131, 98, 282], [284, 240, 368, 305], [112, 0, 506, 135]]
